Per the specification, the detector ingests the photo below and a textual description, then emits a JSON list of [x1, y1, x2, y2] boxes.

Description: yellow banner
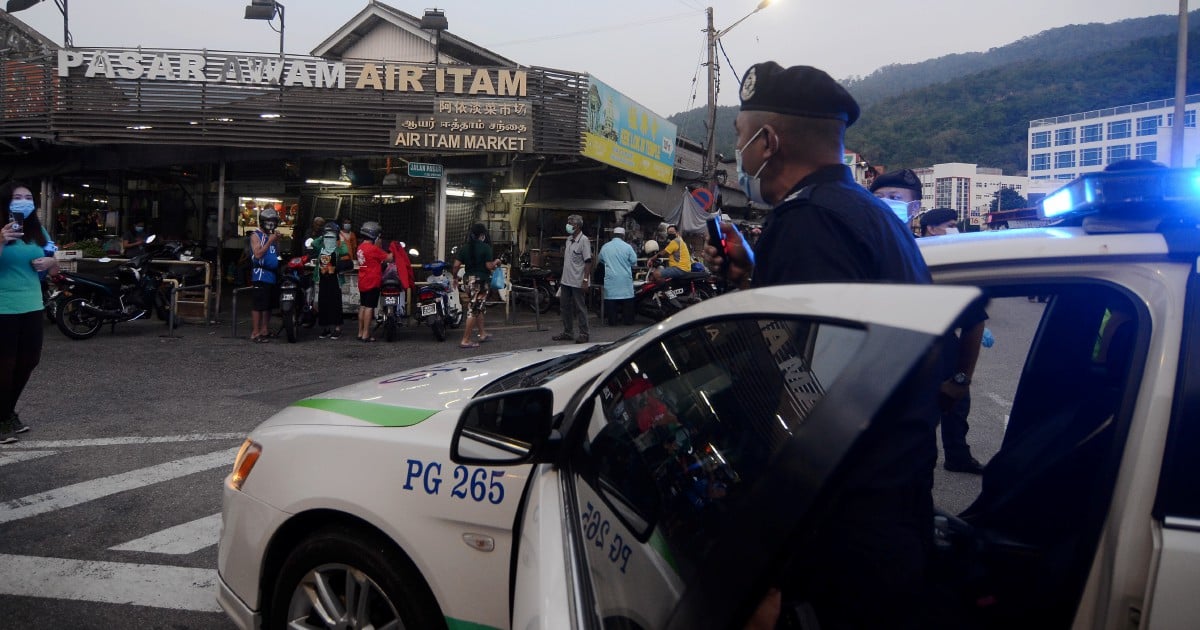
[[583, 132, 674, 185]]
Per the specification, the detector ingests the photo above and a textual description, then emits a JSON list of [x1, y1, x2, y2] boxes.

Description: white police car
[[218, 168, 1200, 629]]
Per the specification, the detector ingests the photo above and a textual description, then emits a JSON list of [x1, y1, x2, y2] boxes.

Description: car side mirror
[[450, 388, 555, 465]]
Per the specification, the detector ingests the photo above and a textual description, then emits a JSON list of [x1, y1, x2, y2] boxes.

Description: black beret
[[739, 62, 860, 126], [920, 208, 958, 229], [870, 169, 922, 199]]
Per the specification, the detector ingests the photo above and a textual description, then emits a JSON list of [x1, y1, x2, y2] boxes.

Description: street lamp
[[704, 0, 774, 187], [419, 9, 449, 65], [6, 0, 71, 47], [243, 0, 285, 58]]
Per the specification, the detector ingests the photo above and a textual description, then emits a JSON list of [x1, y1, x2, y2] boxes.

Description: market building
[[1, 1, 722, 317]]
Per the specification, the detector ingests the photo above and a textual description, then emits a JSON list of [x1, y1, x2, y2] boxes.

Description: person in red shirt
[[355, 221, 392, 342]]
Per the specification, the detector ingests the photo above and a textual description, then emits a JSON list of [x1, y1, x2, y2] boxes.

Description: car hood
[[257, 345, 589, 429]]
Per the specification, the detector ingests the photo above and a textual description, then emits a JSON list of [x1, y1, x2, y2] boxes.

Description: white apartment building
[[912, 163, 1028, 228], [1027, 95, 1200, 181]]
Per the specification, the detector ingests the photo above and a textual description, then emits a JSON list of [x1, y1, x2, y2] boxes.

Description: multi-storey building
[[1028, 95, 1200, 181], [912, 163, 1028, 229]]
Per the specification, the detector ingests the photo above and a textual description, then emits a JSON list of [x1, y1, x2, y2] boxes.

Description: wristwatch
[[952, 372, 971, 386]]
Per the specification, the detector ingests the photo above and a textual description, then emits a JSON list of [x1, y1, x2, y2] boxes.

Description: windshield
[[475, 326, 652, 397]]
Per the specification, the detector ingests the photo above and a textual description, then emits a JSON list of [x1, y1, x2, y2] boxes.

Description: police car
[[218, 168, 1200, 629]]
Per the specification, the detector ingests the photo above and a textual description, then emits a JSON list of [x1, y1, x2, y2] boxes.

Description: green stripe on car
[[292, 399, 437, 427], [445, 618, 500, 630]]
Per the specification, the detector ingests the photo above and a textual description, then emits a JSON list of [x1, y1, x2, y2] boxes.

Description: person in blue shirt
[[248, 207, 281, 343], [598, 227, 637, 325], [0, 182, 59, 442]]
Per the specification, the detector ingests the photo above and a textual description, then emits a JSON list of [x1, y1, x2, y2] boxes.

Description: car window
[[570, 316, 867, 629]]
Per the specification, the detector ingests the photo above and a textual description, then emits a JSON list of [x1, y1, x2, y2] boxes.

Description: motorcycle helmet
[[259, 207, 280, 232], [642, 239, 660, 255], [360, 221, 382, 240], [322, 222, 339, 236]]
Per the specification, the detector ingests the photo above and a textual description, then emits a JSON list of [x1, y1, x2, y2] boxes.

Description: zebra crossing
[[0, 433, 243, 622]]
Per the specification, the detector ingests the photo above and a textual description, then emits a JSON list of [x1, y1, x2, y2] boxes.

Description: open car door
[[454, 283, 983, 630]]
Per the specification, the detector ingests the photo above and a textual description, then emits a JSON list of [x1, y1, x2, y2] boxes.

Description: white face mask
[[565, 224, 575, 235], [943, 227, 960, 235], [735, 127, 770, 205]]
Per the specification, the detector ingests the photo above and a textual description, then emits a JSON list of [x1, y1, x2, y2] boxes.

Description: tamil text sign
[[394, 97, 533, 152], [582, 76, 675, 185]]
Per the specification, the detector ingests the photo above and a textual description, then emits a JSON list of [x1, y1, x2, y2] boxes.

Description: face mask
[[343, 224, 351, 231], [9, 199, 34, 218], [879, 199, 910, 223], [135, 226, 144, 233], [263, 221, 277, 233], [565, 224, 575, 235], [324, 236, 337, 249], [735, 127, 770, 205], [943, 227, 960, 235]]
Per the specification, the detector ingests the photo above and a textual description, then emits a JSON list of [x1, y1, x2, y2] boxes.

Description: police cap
[[920, 208, 958, 229], [870, 169, 923, 199], [739, 62, 860, 126]]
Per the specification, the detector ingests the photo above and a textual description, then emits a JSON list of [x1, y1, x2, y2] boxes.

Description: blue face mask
[[735, 127, 769, 205], [9, 199, 34, 218], [135, 226, 144, 233], [565, 224, 575, 235]]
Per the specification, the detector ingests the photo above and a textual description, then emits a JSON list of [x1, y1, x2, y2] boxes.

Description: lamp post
[[6, 0, 71, 47], [704, 0, 773, 188], [244, 0, 285, 58], [420, 9, 449, 65]]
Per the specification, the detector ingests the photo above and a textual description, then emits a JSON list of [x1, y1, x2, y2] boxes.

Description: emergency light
[[1040, 168, 1200, 220]]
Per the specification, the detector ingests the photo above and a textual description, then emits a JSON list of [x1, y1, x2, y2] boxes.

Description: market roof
[[522, 198, 662, 219], [0, 9, 59, 54], [311, 1, 517, 67]]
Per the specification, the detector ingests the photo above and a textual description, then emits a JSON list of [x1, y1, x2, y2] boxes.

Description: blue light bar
[[1040, 168, 1200, 220]]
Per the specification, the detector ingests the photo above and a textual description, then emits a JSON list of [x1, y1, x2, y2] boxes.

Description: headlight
[[227, 439, 262, 491]]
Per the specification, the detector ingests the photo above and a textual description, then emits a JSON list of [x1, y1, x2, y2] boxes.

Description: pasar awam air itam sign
[[56, 49, 527, 96]]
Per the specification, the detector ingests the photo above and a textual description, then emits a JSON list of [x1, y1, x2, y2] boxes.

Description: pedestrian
[[355, 221, 391, 342], [452, 223, 502, 348], [870, 168, 924, 227], [248, 207, 281, 343], [552, 214, 593, 344], [0, 181, 59, 442], [338, 217, 357, 267], [314, 222, 347, 340], [121, 217, 151, 257], [918, 207, 959, 236], [651, 224, 692, 281], [707, 62, 935, 629], [598, 226, 637, 325]]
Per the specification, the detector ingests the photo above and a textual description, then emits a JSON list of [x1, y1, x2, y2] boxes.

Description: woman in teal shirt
[[0, 182, 59, 443]]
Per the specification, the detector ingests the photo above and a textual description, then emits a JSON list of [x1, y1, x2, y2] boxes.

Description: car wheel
[[269, 526, 444, 630]]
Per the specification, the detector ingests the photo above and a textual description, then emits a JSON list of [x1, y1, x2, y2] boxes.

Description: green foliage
[[989, 188, 1029, 212]]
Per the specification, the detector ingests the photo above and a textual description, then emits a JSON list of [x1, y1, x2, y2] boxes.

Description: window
[[1031, 153, 1050, 171], [578, 317, 867, 620], [1056, 173, 1076, 180], [1080, 124, 1103, 143], [1031, 175, 1051, 181], [1031, 131, 1051, 149], [1108, 120, 1131, 140], [1137, 115, 1161, 137], [1166, 109, 1197, 128], [1080, 147, 1103, 167], [1054, 128, 1075, 146], [1054, 150, 1075, 169], [1136, 141, 1158, 162], [1107, 144, 1131, 164]]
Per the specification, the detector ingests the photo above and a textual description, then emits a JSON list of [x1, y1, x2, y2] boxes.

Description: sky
[[7, 0, 1185, 117]]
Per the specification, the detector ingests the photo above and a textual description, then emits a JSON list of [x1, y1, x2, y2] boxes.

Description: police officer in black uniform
[[709, 62, 938, 629]]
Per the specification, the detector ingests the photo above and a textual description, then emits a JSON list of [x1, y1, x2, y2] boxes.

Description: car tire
[[268, 526, 444, 630]]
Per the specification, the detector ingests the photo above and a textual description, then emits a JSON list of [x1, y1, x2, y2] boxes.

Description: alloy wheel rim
[[285, 563, 403, 630]]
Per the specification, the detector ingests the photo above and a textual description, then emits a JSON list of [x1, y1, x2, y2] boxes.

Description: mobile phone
[[707, 214, 725, 251]]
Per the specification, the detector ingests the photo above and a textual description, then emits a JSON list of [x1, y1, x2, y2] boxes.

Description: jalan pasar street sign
[[408, 162, 444, 179]]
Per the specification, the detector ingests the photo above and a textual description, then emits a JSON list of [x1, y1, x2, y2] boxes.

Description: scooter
[[633, 258, 716, 322], [52, 235, 175, 340], [413, 261, 464, 341], [279, 253, 316, 343], [378, 272, 407, 342]]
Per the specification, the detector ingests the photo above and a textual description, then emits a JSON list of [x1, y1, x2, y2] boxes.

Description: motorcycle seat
[[68, 272, 123, 291], [521, 268, 552, 278], [679, 271, 710, 281]]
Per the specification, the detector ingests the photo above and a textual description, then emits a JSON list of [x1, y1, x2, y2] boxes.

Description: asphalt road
[[0, 295, 1039, 628]]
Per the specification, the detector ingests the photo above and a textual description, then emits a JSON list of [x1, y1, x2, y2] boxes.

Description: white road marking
[[0, 553, 221, 613], [0, 450, 58, 466], [14, 433, 245, 448], [985, 392, 1012, 408], [0, 448, 239, 525], [110, 513, 222, 555]]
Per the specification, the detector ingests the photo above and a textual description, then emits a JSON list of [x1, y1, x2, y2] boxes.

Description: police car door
[[510, 283, 983, 630]]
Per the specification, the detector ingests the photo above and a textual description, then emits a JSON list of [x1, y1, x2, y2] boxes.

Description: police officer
[[709, 62, 936, 629], [870, 168, 924, 227]]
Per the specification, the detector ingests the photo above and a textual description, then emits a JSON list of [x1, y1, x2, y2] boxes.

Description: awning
[[521, 198, 662, 221]]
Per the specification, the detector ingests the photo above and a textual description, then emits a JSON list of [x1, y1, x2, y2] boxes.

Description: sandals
[[251, 336, 269, 343], [359, 337, 376, 343], [478, 334, 492, 343], [459, 342, 480, 349]]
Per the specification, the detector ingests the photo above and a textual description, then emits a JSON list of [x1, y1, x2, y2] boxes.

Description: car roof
[[918, 227, 1171, 269]]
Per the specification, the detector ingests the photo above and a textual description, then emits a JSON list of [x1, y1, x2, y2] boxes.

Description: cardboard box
[[54, 249, 83, 260]]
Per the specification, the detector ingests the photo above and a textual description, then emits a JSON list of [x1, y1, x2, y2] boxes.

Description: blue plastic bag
[[490, 266, 506, 290]]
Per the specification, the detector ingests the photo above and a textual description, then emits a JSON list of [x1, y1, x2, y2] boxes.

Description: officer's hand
[[938, 380, 969, 412], [703, 221, 753, 287], [742, 587, 781, 630]]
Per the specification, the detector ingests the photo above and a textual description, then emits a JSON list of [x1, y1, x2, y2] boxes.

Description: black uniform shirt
[[752, 164, 932, 287]]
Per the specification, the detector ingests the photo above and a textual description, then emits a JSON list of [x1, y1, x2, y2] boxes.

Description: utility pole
[[1172, 0, 1188, 168], [704, 7, 718, 188]]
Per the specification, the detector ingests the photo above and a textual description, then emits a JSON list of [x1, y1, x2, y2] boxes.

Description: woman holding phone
[[0, 181, 58, 443]]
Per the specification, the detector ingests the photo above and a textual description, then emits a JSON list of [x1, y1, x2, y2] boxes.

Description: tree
[[990, 187, 1028, 212]]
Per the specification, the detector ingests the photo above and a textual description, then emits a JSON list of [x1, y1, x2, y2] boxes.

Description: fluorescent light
[[499, 188, 525, 194], [126, 125, 153, 130], [305, 179, 352, 187], [260, 113, 281, 119], [446, 188, 475, 197]]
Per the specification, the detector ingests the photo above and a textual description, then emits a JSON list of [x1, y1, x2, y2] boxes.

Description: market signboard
[[582, 76, 676, 185], [393, 97, 533, 152], [407, 162, 443, 178]]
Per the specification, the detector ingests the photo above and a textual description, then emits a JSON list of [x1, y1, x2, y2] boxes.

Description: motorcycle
[[510, 252, 558, 314], [413, 261, 464, 342], [278, 253, 316, 343], [52, 234, 176, 340], [42, 276, 64, 323], [633, 258, 717, 322]]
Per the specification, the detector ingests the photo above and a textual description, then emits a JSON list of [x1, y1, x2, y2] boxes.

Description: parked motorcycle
[[42, 276, 63, 323], [633, 258, 717, 322], [378, 271, 407, 342], [413, 261, 464, 341], [279, 253, 316, 343], [510, 252, 558, 314], [52, 235, 176, 340]]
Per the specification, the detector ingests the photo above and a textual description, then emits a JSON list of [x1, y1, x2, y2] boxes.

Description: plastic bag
[[490, 266, 506, 290]]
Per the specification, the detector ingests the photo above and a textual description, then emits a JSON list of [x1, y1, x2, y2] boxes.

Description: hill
[[668, 11, 1199, 175]]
